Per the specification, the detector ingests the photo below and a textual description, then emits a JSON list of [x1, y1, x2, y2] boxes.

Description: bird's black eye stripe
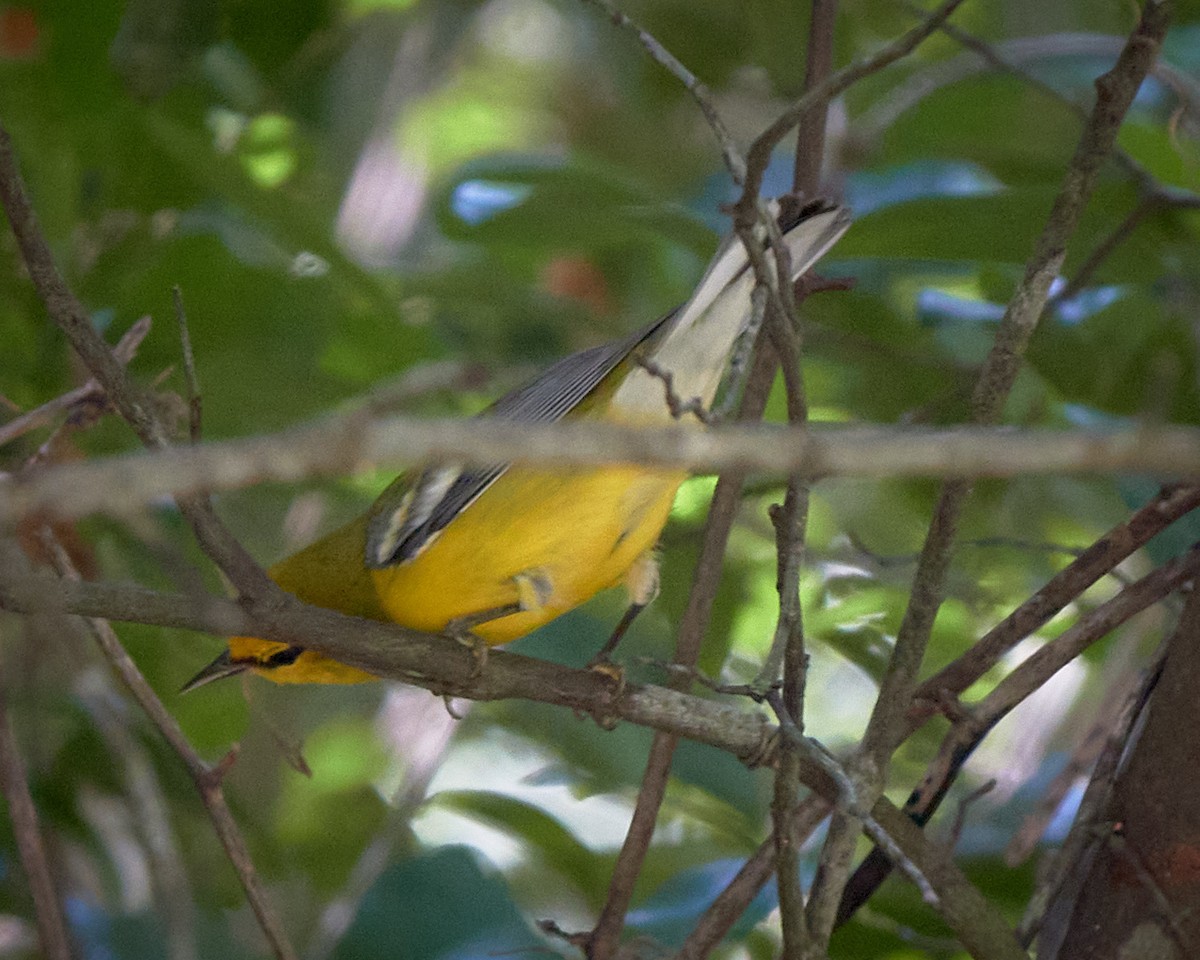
[[265, 646, 304, 667]]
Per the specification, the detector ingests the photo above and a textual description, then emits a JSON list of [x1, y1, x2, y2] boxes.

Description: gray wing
[[364, 312, 673, 567]]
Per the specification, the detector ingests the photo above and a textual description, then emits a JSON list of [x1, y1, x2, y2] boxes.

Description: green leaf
[[333, 847, 535, 960], [433, 790, 609, 901]]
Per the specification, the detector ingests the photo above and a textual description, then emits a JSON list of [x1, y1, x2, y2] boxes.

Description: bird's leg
[[587, 551, 660, 689], [442, 569, 554, 678]]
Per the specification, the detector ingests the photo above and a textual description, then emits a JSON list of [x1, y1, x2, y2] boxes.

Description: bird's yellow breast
[[370, 462, 687, 644]]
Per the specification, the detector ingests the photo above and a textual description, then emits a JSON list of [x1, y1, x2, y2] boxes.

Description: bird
[[182, 199, 851, 690]]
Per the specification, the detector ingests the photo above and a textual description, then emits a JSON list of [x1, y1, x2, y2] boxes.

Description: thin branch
[[792, 0, 839, 196], [0, 120, 274, 600], [868, 801, 1029, 960], [0, 555, 784, 770], [633, 356, 714, 424], [0, 136, 371, 960], [589, 324, 782, 959], [0, 316, 152, 449], [764, 327, 816, 951], [949, 780, 997, 850], [969, 544, 1197, 736], [33, 535, 299, 960], [577, 0, 746, 183], [770, 478, 813, 960], [914, 483, 1200, 709], [172, 287, 202, 444], [0, 643, 72, 960], [820, 0, 1173, 931], [970, 0, 1173, 425], [841, 544, 1200, 927], [79, 685, 198, 960], [0, 128, 163, 446], [772, 6, 842, 950], [808, 476, 970, 941], [879, 8, 1200, 205], [0, 546, 1056, 960], [677, 803, 829, 960], [7, 419, 1200, 525], [837, 483, 1200, 924], [738, 0, 967, 203], [588, 732, 677, 960], [776, 696, 1025, 960]]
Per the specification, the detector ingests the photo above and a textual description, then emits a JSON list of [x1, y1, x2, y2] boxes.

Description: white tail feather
[[612, 204, 852, 416]]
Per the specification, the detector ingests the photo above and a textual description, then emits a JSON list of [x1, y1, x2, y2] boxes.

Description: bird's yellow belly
[[370, 464, 687, 644]]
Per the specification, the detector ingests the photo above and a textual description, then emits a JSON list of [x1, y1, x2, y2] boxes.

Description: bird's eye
[[265, 646, 303, 667]]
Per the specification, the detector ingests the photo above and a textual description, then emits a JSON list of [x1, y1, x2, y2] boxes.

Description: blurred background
[[2, 0, 1200, 957]]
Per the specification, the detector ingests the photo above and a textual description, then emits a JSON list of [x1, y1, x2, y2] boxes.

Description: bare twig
[[843, 544, 1198, 927], [634, 356, 714, 424], [0, 119, 305, 953], [914, 484, 1200, 710], [0, 552, 784, 769], [677, 802, 830, 960], [712, 286, 767, 421], [80, 683, 198, 960], [577, 0, 746, 183], [737, 0, 967, 203], [822, 0, 1173, 932], [970, 0, 1172, 425], [877, 9, 1200, 204], [950, 780, 997, 850], [1049, 200, 1157, 306], [172, 287, 202, 444], [33, 535, 298, 960], [770, 478, 814, 960], [968, 545, 1197, 745], [868, 801, 1028, 960], [0, 316, 152, 450], [777, 688, 1025, 960], [0, 121, 274, 599], [7, 420, 1200, 526], [0, 641, 72, 960], [763, 335, 817, 951], [792, 0, 839, 195], [1, 547, 1040, 959], [588, 331, 780, 960], [588, 733, 678, 960], [769, 6, 843, 949]]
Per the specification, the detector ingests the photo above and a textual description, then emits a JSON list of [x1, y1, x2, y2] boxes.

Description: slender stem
[[817, 0, 1174, 931], [738, 0, 967, 202], [0, 122, 273, 599], [589, 329, 781, 959], [578, 0, 746, 183], [36, 536, 299, 960], [0, 649, 73, 960]]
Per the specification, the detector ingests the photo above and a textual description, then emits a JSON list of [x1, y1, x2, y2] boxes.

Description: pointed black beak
[[180, 649, 248, 693]]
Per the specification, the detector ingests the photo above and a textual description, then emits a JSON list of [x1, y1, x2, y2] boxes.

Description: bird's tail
[[611, 200, 851, 416]]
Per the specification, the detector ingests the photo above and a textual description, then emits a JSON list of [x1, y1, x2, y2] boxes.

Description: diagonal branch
[[578, 0, 746, 183], [737, 0, 967, 202], [588, 335, 782, 960], [23, 535, 299, 960], [809, 0, 1174, 936], [0, 647, 72, 960], [0, 123, 273, 599]]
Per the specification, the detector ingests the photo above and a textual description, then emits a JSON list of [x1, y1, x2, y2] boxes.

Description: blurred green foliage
[[2, 1, 1199, 958]]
